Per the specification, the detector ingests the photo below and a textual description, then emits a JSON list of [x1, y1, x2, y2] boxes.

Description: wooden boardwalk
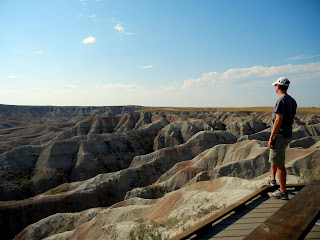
[[171, 181, 320, 240], [194, 188, 319, 239]]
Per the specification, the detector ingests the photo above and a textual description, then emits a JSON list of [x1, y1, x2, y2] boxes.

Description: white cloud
[[8, 75, 17, 79], [114, 24, 124, 33], [80, 0, 86, 6], [113, 19, 135, 36], [289, 55, 320, 61], [183, 62, 320, 88], [140, 65, 153, 69], [83, 36, 96, 44]]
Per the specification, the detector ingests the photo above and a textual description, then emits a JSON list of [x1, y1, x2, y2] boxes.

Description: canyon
[[0, 104, 319, 240]]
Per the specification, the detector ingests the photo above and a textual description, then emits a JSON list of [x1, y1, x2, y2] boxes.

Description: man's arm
[[268, 113, 283, 149]]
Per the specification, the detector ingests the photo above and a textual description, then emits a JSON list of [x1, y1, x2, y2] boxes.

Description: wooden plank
[[244, 180, 320, 240]]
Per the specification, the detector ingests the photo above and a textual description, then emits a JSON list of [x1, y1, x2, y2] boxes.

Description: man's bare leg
[[275, 163, 286, 193], [271, 163, 277, 180]]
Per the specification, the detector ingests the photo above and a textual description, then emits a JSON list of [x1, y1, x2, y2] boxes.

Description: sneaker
[[267, 176, 276, 186], [268, 189, 289, 200]]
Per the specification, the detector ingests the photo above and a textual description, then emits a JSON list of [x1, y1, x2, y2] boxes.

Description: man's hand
[[269, 113, 283, 150], [268, 138, 274, 149]]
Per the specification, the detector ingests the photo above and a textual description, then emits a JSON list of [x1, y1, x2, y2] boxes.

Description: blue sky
[[1, 0, 320, 107]]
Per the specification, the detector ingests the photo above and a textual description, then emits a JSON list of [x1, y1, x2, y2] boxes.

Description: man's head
[[272, 77, 290, 92]]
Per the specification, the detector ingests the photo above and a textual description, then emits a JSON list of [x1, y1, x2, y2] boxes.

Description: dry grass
[[296, 107, 320, 113], [138, 107, 215, 113], [139, 107, 320, 113]]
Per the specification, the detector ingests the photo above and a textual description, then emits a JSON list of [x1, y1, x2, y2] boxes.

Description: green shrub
[[128, 222, 162, 240], [161, 217, 179, 228], [46, 188, 65, 195]]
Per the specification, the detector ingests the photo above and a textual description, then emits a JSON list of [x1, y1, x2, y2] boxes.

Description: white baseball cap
[[272, 77, 290, 86]]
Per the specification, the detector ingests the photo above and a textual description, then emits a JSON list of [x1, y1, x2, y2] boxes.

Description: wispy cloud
[[8, 75, 17, 79], [88, 14, 98, 22], [83, 36, 96, 44], [183, 72, 218, 88], [98, 83, 137, 90], [32, 50, 43, 55], [289, 54, 320, 61], [140, 65, 153, 69], [183, 62, 320, 88], [66, 84, 79, 89], [80, 0, 86, 6]]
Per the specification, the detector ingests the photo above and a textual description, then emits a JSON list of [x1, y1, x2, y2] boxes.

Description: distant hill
[[0, 104, 144, 119]]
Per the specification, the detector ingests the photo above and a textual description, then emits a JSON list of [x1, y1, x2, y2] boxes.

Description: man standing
[[267, 77, 297, 200]]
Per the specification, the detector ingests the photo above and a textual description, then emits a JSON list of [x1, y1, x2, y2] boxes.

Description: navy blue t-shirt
[[272, 95, 297, 138]]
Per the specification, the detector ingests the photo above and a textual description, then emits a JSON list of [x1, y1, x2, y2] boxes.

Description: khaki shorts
[[269, 136, 292, 165]]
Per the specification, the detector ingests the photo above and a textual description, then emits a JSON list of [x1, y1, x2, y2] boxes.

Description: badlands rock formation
[[0, 105, 319, 240], [0, 105, 144, 154]]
